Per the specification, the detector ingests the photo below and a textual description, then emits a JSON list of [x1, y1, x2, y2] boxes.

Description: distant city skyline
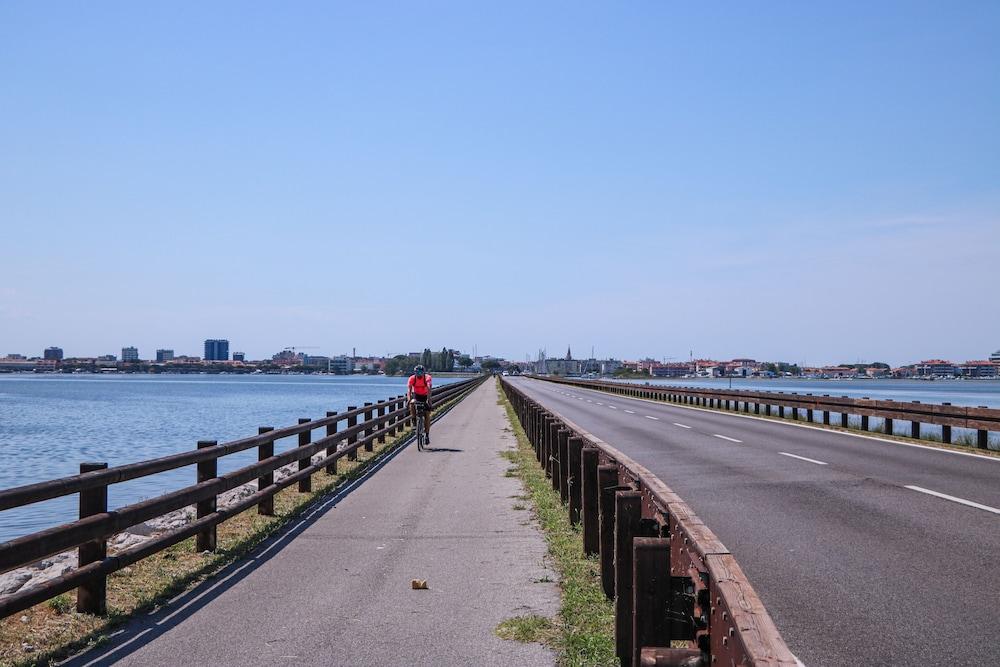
[[2, 4, 997, 368]]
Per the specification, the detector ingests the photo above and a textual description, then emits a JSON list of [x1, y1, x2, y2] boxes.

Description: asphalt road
[[510, 377, 1000, 667], [64, 381, 558, 667]]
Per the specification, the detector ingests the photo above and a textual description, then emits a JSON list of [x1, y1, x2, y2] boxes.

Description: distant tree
[[458, 355, 473, 369], [421, 348, 433, 370], [441, 347, 453, 372], [481, 359, 501, 373]]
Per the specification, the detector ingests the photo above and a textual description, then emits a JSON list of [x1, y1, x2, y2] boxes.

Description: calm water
[[0, 374, 460, 542], [622, 377, 1000, 408]]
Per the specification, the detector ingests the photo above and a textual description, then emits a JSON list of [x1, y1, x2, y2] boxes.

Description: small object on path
[[410, 579, 428, 590]]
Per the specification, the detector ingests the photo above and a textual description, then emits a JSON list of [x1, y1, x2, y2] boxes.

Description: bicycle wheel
[[415, 412, 424, 451]]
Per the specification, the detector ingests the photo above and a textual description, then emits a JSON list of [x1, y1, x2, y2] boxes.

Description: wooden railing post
[[298, 418, 312, 492], [598, 464, 619, 599], [978, 428, 989, 450], [196, 440, 218, 552], [258, 427, 275, 515], [581, 447, 600, 554], [885, 417, 893, 436], [558, 429, 570, 504], [549, 421, 561, 492], [568, 435, 583, 525], [325, 412, 338, 474], [364, 402, 374, 452], [633, 537, 672, 666], [615, 490, 642, 666], [347, 407, 358, 461], [77, 461, 108, 615], [378, 403, 387, 444]]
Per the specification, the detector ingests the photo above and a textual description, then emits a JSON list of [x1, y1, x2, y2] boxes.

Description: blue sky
[[2, 2, 998, 366]]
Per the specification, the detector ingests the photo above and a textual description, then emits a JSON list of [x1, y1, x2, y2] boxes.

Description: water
[[0, 374, 461, 542], [621, 377, 1000, 408]]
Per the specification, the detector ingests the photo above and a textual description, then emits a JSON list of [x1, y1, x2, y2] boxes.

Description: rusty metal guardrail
[[0, 375, 487, 619], [501, 377, 796, 667], [534, 375, 1000, 449]]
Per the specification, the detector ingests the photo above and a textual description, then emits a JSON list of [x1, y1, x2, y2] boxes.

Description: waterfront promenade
[[63, 381, 558, 666]]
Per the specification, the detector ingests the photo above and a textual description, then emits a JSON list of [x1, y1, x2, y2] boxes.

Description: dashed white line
[[905, 486, 1000, 515], [624, 410, 635, 414], [595, 402, 603, 405], [645, 415, 659, 420], [608, 405, 617, 409], [779, 452, 827, 466], [713, 434, 742, 443], [673, 422, 692, 429]]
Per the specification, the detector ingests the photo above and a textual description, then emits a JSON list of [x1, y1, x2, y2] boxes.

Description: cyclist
[[407, 365, 433, 444]]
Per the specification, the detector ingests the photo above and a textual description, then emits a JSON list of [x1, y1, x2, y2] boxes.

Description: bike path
[[66, 380, 558, 667]]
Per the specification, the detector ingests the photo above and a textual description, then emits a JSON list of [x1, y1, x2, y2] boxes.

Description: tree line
[[383, 347, 476, 375]]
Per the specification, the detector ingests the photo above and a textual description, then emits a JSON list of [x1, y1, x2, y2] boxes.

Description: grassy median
[[0, 394, 469, 667], [496, 382, 617, 667]]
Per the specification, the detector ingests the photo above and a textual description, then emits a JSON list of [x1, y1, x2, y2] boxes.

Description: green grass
[[496, 382, 617, 667], [495, 615, 557, 644]]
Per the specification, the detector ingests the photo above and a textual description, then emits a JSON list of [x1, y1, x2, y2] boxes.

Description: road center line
[[608, 405, 617, 409], [645, 415, 659, 420], [779, 452, 828, 465], [595, 402, 603, 405], [673, 422, 692, 429], [904, 485, 1000, 515], [624, 410, 635, 414], [713, 434, 742, 443]]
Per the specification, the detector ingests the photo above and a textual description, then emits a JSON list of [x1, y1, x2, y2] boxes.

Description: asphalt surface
[[510, 377, 1000, 667], [65, 381, 558, 667]]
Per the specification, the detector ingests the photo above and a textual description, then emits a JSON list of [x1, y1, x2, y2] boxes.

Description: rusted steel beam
[[558, 429, 570, 504], [633, 537, 672, 667], [598, 464, 619, 599], [568, 435, 583, 525], [581, 446, 600, 553], [298, 419, 312, 493]]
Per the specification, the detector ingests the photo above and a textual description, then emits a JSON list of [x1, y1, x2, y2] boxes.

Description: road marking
[[586, 399, 593, 403], [904, 485, 1000, 515], [595, 402, 603, 405], [673, 422, 692, 429], [624, 410, 635, 414], [645, 415, 659, 420], [713, 434, 742, 443], [779, 452, 828, 465], [608, 405, 617, 409]]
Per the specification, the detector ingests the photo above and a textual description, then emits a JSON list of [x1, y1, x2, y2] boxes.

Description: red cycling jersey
[[408, 373, 432, 396]]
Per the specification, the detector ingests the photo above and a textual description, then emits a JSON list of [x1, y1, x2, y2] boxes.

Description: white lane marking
[[624, 410, 635, 414], [904, 485, 1000, 515], [779, 452, 828, 466], [586, 399, 593, 403], [645, 415, 659, 420], [595, 402, 603, 405], [673, 422, 692, 429], [713, 434, 742, 443]]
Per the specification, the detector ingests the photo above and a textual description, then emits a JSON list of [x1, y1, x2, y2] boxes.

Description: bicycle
[[414, 400, 429, 451]]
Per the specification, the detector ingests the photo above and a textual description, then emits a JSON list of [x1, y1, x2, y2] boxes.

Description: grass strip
[[0, 390, 472, 667], [496, 382, 617, 667]]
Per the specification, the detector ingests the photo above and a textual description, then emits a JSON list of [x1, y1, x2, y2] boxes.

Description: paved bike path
[[67, 380, 558, 667]]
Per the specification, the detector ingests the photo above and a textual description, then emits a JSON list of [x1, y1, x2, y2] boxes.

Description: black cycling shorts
[[412, 394, 428, 404]]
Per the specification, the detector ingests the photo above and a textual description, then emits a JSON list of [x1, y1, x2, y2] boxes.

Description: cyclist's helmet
[[414, 365, 425, 376]]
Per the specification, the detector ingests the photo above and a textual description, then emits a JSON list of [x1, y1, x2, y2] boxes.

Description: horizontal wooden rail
[[0, 375, 487, 618], [534, 375, 999, 449], [501, 377, 797, 667]]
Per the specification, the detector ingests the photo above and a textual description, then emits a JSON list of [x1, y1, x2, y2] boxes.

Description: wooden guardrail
[[501, 377, 797, 667], [0, 376, 486, 619], [534, 376, 1000, 449]]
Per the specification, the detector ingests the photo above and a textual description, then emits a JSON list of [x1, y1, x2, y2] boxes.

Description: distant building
[[156, 349, 175, 363], [991, 350, 1000, 363], [959, 361, 999, 378], [121, 346, 140, 362], [204, 339, 230, 362], [914, 359, 957, 377], [329, 355, 355, 374], [651, 363, 689, 378], [44, 347, 64, 361], [232, 351, 246, 362], [302, 355, 331, 369]]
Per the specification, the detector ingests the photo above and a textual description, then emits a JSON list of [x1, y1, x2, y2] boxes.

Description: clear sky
[[2, 2, 998, 366]]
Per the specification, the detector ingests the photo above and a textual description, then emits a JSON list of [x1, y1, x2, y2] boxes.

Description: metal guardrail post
[[861, 415, 869, 431], [633, 537, 672, 667], [581, 447, 600, 551], [615, 490, 643, 666], [298, 418, 312, 492], [363, 402, 374, 452], [347, 407, 358, 461], [978, 428, 988, 450], [77, 461, 108, 615], [885, 417, 893, 436], [549, 420, 561, 491], [258, 427, 275, 515], [598, 464, 619, 599], [196, 440, 218, 552], [325, 412, 338, 474], [568, 435, 583, 524]]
